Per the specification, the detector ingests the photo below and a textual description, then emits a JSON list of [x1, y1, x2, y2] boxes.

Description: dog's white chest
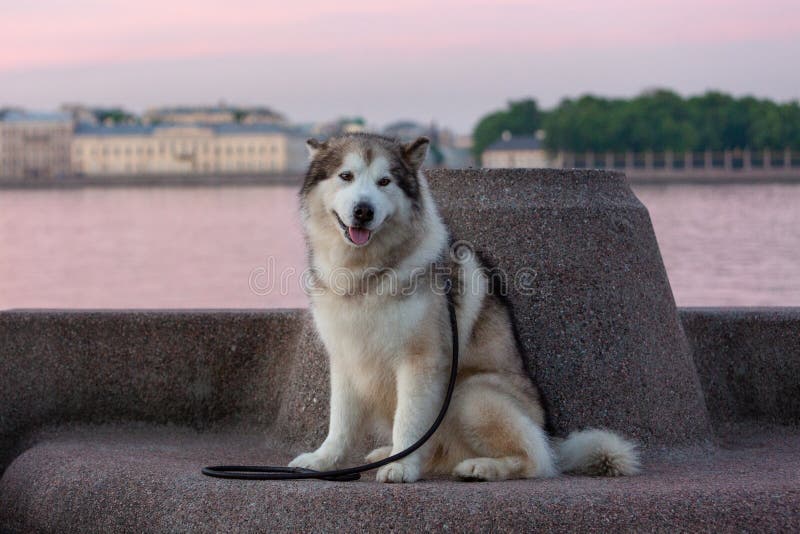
[[312, 292, 429, 365]]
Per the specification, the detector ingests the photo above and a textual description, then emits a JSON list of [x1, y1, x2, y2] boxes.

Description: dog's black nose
[[353, 202, 374, 224]]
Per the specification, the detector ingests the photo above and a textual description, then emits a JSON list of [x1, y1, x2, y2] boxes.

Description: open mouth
[[333, 211, 372, 246]]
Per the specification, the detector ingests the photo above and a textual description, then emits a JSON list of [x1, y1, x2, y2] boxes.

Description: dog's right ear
[[402, 136, 430, 172], [306, 138, 326, 159]]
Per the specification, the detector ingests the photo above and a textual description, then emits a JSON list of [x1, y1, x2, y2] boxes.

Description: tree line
[[472, 90, 800, 160]]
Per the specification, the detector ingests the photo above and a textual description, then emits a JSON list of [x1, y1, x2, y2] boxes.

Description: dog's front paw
[[288, 451, 336, 472], [376, 461, 421, 483]]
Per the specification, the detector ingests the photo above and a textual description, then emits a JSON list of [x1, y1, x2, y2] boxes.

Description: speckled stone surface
[[271, 313, 330, 450], [0, 310, 305, 473], [1, 307, 799, 532], [1, 423, 798, 533], [680, 308, 800, 427], [426, 168, 712, 447]]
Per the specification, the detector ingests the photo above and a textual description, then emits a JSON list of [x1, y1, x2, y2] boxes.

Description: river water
[[1, 182, 798, 309]]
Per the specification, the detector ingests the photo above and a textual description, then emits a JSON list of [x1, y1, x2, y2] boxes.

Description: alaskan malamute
[[290, 133, 640, 482]]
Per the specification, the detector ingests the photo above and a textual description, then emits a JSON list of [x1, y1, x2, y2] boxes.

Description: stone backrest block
[[427, 168, 713, 448]]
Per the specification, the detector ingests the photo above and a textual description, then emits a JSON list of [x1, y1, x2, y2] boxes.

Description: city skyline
[[2, 0, 799, 133]]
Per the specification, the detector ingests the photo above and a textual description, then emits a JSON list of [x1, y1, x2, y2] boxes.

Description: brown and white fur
[[289, 133, 640, 482]]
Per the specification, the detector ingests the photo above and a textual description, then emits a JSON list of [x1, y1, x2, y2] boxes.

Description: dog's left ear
[[402, 136, 430, 172], [306, 138, 326, 159]]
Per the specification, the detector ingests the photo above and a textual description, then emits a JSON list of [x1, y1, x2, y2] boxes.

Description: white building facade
[[72, 124, 307, 176], [482, 134, 555, 169], [0, 111, 73, 179]]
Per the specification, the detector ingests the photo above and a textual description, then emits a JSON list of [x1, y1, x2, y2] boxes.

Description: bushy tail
[[555, 428, 641, 477]]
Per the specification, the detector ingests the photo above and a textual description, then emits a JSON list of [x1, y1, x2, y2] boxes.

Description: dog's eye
[[377, 177, 391, 187], [339, 171, 354, 181]]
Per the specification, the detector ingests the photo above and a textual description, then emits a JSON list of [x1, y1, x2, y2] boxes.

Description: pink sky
[[2, 0, 799, 132]]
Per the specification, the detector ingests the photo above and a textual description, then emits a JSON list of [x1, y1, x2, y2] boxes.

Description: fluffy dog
[[289, 133, 640, 482]]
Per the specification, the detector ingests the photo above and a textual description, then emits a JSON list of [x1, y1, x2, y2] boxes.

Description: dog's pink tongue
[[348, 226, 371, 245]]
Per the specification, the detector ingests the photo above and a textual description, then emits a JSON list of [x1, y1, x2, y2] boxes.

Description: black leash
[[201, 278, 459, 481]]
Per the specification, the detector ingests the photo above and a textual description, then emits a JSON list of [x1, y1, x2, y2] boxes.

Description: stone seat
[[1, 308, 798, 532], [2, 423, 798, 532]]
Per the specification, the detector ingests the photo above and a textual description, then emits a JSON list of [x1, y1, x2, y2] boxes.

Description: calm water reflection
[[1, 182, 798, 309], [634, 183, 800, 306]]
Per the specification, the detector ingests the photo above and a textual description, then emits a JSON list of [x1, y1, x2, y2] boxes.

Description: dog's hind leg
[[450, 380, 558, 481], [453, 456, 529, 481]]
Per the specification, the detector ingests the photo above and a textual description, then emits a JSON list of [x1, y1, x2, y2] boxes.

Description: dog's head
[[299, 133, 429, 249]]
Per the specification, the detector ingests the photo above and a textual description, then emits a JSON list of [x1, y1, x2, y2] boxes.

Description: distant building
[[72, 123, 306, 176], [482, 132, 552, 168], [143, 104, 285, 126], [0, 111, 73, 179]]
